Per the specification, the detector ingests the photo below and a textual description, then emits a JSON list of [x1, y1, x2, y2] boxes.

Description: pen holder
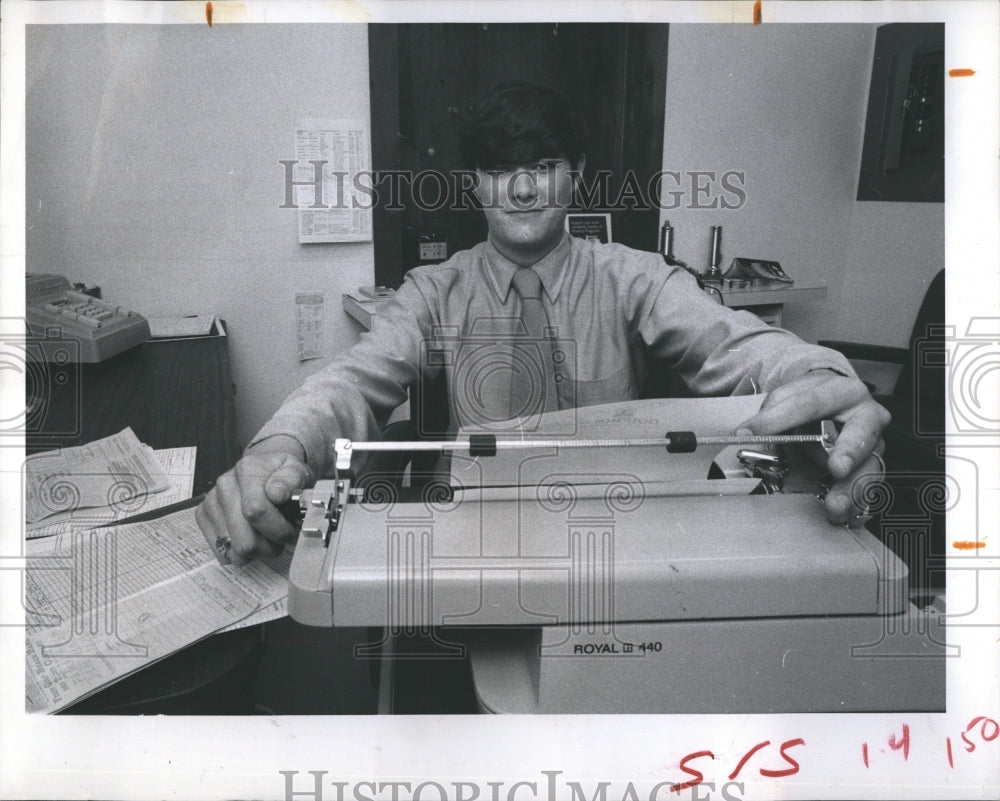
[[704, 225, 723, 282]]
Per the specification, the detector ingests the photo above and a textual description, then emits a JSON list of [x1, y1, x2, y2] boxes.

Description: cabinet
[[26, 327, 240, 496]]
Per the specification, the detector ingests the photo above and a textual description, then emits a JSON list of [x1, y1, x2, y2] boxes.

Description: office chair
[[818, 269, 946, 593]]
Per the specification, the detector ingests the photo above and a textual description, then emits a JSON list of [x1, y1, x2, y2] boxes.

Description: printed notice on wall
[[294, 119, 373, 243], [295, 292, 324, 361]]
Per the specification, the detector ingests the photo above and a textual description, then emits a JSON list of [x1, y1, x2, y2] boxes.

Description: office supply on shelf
[[26, 273, 151, 362], [343, 288, 394, 330], [657, 220, 723, 303], [358, 285, 395, 300], [723, 257, 794, 285], [147, 314, 219, 339], [286, 396, 945, 713], [704, 225, 724, 281], [24, 428, 169, 531], [24, 507, 291, 714]]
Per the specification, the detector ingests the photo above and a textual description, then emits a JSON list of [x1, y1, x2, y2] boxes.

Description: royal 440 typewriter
[[286, 396, 945, 713]]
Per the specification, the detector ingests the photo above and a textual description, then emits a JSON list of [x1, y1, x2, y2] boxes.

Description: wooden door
[[369, 23, 669, 288]]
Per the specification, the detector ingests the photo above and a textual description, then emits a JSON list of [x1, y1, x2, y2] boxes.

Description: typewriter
[[286, 396, 945, 713]]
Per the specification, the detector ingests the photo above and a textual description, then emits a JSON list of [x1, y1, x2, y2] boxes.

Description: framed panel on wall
[[857, 23, 944, 203]]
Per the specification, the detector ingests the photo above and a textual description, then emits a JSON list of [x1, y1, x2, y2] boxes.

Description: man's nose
[[509, 171, 538, 203]]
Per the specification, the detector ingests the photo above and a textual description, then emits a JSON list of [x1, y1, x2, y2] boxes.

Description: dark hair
[[456, 81, 588, 171]]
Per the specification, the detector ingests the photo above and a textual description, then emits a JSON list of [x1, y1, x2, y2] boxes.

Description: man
[[197, 82, 889, 565]]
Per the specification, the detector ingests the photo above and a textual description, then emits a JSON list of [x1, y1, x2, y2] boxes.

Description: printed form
[[24, 428, 169, 531], [24, 507, 291, 714], [27, 446, 197, 541], [294, 118, 372, 243]]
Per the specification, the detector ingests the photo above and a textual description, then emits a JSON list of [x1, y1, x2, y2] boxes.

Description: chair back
[[894, 270, 945, 419]]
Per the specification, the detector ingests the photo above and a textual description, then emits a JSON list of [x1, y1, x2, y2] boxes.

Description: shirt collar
[[483, 232, 572, 303]]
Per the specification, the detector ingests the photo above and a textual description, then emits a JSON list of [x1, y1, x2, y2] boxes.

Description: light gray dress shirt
[[253, 233, 852, 477]]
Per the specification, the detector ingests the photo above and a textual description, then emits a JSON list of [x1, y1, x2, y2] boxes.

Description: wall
[[661, 24, 943, 348], [26, 24, 373, 445], [26, 23, 944, 446]]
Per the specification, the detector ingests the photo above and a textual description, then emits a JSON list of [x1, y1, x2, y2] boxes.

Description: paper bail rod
[[333, 428, 833, 467]]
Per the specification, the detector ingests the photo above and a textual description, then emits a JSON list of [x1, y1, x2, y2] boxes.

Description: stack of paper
[[22, 427, 296, 712], [25, 507, 291, 714], [146, 314, 221, 339], [25, 430, 194, 540]]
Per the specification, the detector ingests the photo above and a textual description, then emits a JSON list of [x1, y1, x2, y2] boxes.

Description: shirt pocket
[[569, 365, 637, 408]]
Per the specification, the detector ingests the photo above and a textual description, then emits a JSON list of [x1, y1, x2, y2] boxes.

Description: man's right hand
[[195, 436, 313, 566]]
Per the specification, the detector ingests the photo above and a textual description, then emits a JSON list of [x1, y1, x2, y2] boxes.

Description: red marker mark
[[862, 742, 870, 768], [206, 1, 213, 27], [953, 540, 986, 550], [963, 715, 1000, 751], [673, 750, 714, 793], [759, 738, 805, 778], [728, 740, 770, 780], [753, 0, 763, 25], [889, 724, 911, 760], [975, 716, 999, 741], [946, 736, 954, 768], [949, 68, 975, 78]]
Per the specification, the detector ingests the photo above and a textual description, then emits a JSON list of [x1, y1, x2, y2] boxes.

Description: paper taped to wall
[[294, 119, 373, 243]]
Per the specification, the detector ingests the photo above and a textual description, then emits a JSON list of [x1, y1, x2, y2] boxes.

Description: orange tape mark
[[753, 0, 763, 25], [206, 1, 213, 27], [953, 540, 986, 550], [949, 68, 976, 78]]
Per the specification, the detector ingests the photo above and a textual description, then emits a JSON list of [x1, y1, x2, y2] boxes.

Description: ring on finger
[[215, 535, 232, 562]]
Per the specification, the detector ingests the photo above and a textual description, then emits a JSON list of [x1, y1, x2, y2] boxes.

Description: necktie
[[509, 267, 558, 417]]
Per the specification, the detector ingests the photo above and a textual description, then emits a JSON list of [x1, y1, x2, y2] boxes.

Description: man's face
[[474, 157, 582, 266]]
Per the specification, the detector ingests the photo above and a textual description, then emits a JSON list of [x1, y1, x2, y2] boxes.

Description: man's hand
[[738, 370, 891, 525], [195, 436, 312, 566]]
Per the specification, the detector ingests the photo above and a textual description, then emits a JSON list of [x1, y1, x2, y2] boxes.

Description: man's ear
[[572, 155, 586, 186]]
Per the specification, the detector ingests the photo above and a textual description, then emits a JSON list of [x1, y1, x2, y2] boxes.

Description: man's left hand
[[738, 370, 891, 525]]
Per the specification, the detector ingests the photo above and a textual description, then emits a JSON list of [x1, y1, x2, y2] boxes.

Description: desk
[[26, 328, 261, 714], [719, 284, 828, 327], [27, 327, 240, 496]]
